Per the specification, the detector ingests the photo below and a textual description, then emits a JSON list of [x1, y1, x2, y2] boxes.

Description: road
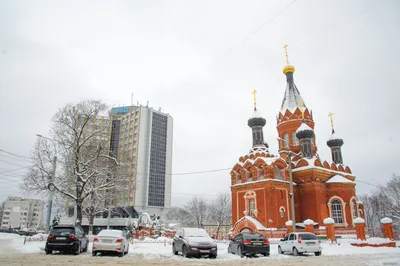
[[1, 253, 400, 266]]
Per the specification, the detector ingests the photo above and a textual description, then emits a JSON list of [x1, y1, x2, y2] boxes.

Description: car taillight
[[318, 239, 321, 244], [243, 239, 251, 245], [298, 235, 302, 244], [93, 238, 99, 242], [264, 239, 269, 244], [116, 238, 124, 243], [48, 235, 54, 239], [69, 235, 77, 241]]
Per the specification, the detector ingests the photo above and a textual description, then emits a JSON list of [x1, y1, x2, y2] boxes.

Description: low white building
[[1, 196, 44, 229]]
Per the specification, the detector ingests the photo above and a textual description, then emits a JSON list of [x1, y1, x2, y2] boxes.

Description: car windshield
[[51, 227, 74, 234], [299, 233, 317, 240], [242, 233, 264, 239], [185, 228, 209, 237], [98, 230, 123, 237]]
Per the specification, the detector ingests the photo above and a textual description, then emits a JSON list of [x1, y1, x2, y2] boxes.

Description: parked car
[[45, 224, 89, 255], [18, 228, 37, 236], [278, 232, 322, 256], [92, 229, 130, 257], [228, 232, 270, 257], [0, 228, 19, 234], [172, 228, 217, 258]]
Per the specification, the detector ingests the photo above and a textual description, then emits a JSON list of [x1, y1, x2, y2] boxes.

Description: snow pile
[[349, 237, 395, 245], [0, 233, 43, 254], [380, 217, 393, 224], [353, 217, 365, 224], [304, 219, 314, 225], [323, 218, 335, 224], [285, 220, 293, 226]]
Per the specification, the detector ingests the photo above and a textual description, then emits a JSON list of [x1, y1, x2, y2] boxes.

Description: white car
[[278, 232, 321, 256], [92, 229, 130, 257]]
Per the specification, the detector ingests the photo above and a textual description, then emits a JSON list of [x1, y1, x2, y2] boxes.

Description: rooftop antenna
[[146, 101, 149, 107]]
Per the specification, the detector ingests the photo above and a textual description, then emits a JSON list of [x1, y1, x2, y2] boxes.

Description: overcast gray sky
[[0, 0, 399, 207]]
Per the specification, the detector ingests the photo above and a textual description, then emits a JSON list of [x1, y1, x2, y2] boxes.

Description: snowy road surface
[[1, 233, 400, 265]]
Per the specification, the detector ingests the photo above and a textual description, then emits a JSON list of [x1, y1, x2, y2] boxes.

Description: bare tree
[[207, 193, 232, 239], [378, 174, 400, 227], [184, 196, 208, 228], [22, 100, 121, 224]]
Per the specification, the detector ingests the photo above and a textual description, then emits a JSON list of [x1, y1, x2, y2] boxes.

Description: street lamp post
[[278, 137, 296, 233], [36, 134, 57, 233]]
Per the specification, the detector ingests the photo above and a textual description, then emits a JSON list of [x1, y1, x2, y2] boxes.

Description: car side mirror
[[179, 235, 183, 239]]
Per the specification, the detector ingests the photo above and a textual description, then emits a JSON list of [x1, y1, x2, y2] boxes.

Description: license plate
[[102, 239, 113, 243], [306, 242, 315, 245], [253, 242, 262, 245], [200, 250, 210, 253], [56, 237, 66, 240]]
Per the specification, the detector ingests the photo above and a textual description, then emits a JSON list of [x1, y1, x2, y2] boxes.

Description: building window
[[351, 200, 357, 218], [331, 200, 344, 224], [247, 177, 252, 182], [249, 200, 255, 217], [284, 133, 289, 148], [276, 167, 283, 180], [279, 206, 285, 218], [292, 132, 299, 146]]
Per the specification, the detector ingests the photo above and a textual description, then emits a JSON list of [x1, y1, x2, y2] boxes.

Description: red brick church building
[[230, 54, 364, 234]]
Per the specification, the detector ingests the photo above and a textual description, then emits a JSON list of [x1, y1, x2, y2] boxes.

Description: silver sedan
[[92, 229, 130, 257]]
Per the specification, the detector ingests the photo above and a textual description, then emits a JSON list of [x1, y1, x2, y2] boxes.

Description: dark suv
[[45, 224, 89, 255], [172, 228, 217, 258]]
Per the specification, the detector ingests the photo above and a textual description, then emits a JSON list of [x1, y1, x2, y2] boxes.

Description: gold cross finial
[[299, 100, 305, 119], [283, 44, 289, 64], [252, 89, 257, 110], [328, 112, 334, 129]]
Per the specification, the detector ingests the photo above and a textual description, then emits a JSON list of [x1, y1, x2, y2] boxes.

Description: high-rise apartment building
[[0, 196, 44, 229], [109, 105, 173, 217]]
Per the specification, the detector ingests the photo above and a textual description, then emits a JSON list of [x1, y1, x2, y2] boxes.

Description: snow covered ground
[[1, 233, 400, 265]]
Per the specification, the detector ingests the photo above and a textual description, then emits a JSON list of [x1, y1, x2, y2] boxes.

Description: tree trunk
[[89, 213, 95, 235], [76, 203, 83, 224]]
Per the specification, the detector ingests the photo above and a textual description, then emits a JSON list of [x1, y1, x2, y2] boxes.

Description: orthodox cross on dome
[[328, 112, 334, 129], [252, 89, 257, 110], [283, 44, 289, 64]]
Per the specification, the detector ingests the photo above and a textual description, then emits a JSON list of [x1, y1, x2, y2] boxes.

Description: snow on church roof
[[249, 109, 264, 119], [243, 216, 267, 230], [328, 132, 341, 141], [326, 174, 354, 184], [296, 122, 313, 133], [280, 80, 305, 113]]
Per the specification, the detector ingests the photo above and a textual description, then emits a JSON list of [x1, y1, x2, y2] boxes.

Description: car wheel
[[262, 253, 269, 257], [209, 254, 217, 259], [74, 243, 81, 255], [293, 247, 299, 256], [92, 251, 97, 257], [278, 246, 283, 254], [45, 249, 52, 255], [118, 249, 124, 257], [182, 245, 192, 258], [315, 251, 321, 256], [82, 243, 88, 252], [172, 244, 178, 255], [237, 246, 244, 258]]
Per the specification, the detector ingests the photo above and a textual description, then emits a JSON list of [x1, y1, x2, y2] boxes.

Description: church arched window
[[243, 190, 258, 218], [276, 167, 284, 180], [351, 199, 357, 218], [331, 200, 344, 224], [279, 206, 285, 218]]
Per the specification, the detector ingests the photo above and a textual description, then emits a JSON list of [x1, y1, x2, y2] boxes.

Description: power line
[[0, 165, 32, 175], [0, 158, 31, 168], [224, 0, 299, 57], [0, 148, 32, 161]]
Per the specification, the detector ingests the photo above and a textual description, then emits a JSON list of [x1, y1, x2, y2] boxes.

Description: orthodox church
[[230, 47, 364, 234]]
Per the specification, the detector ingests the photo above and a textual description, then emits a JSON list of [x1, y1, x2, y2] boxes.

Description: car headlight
[[211, 247, 217, 250], [191, 247, 198, 250]]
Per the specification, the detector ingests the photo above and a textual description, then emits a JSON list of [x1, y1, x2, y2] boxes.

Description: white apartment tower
[[1, 196, 44, 229], [110, 105, 173, 217]]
